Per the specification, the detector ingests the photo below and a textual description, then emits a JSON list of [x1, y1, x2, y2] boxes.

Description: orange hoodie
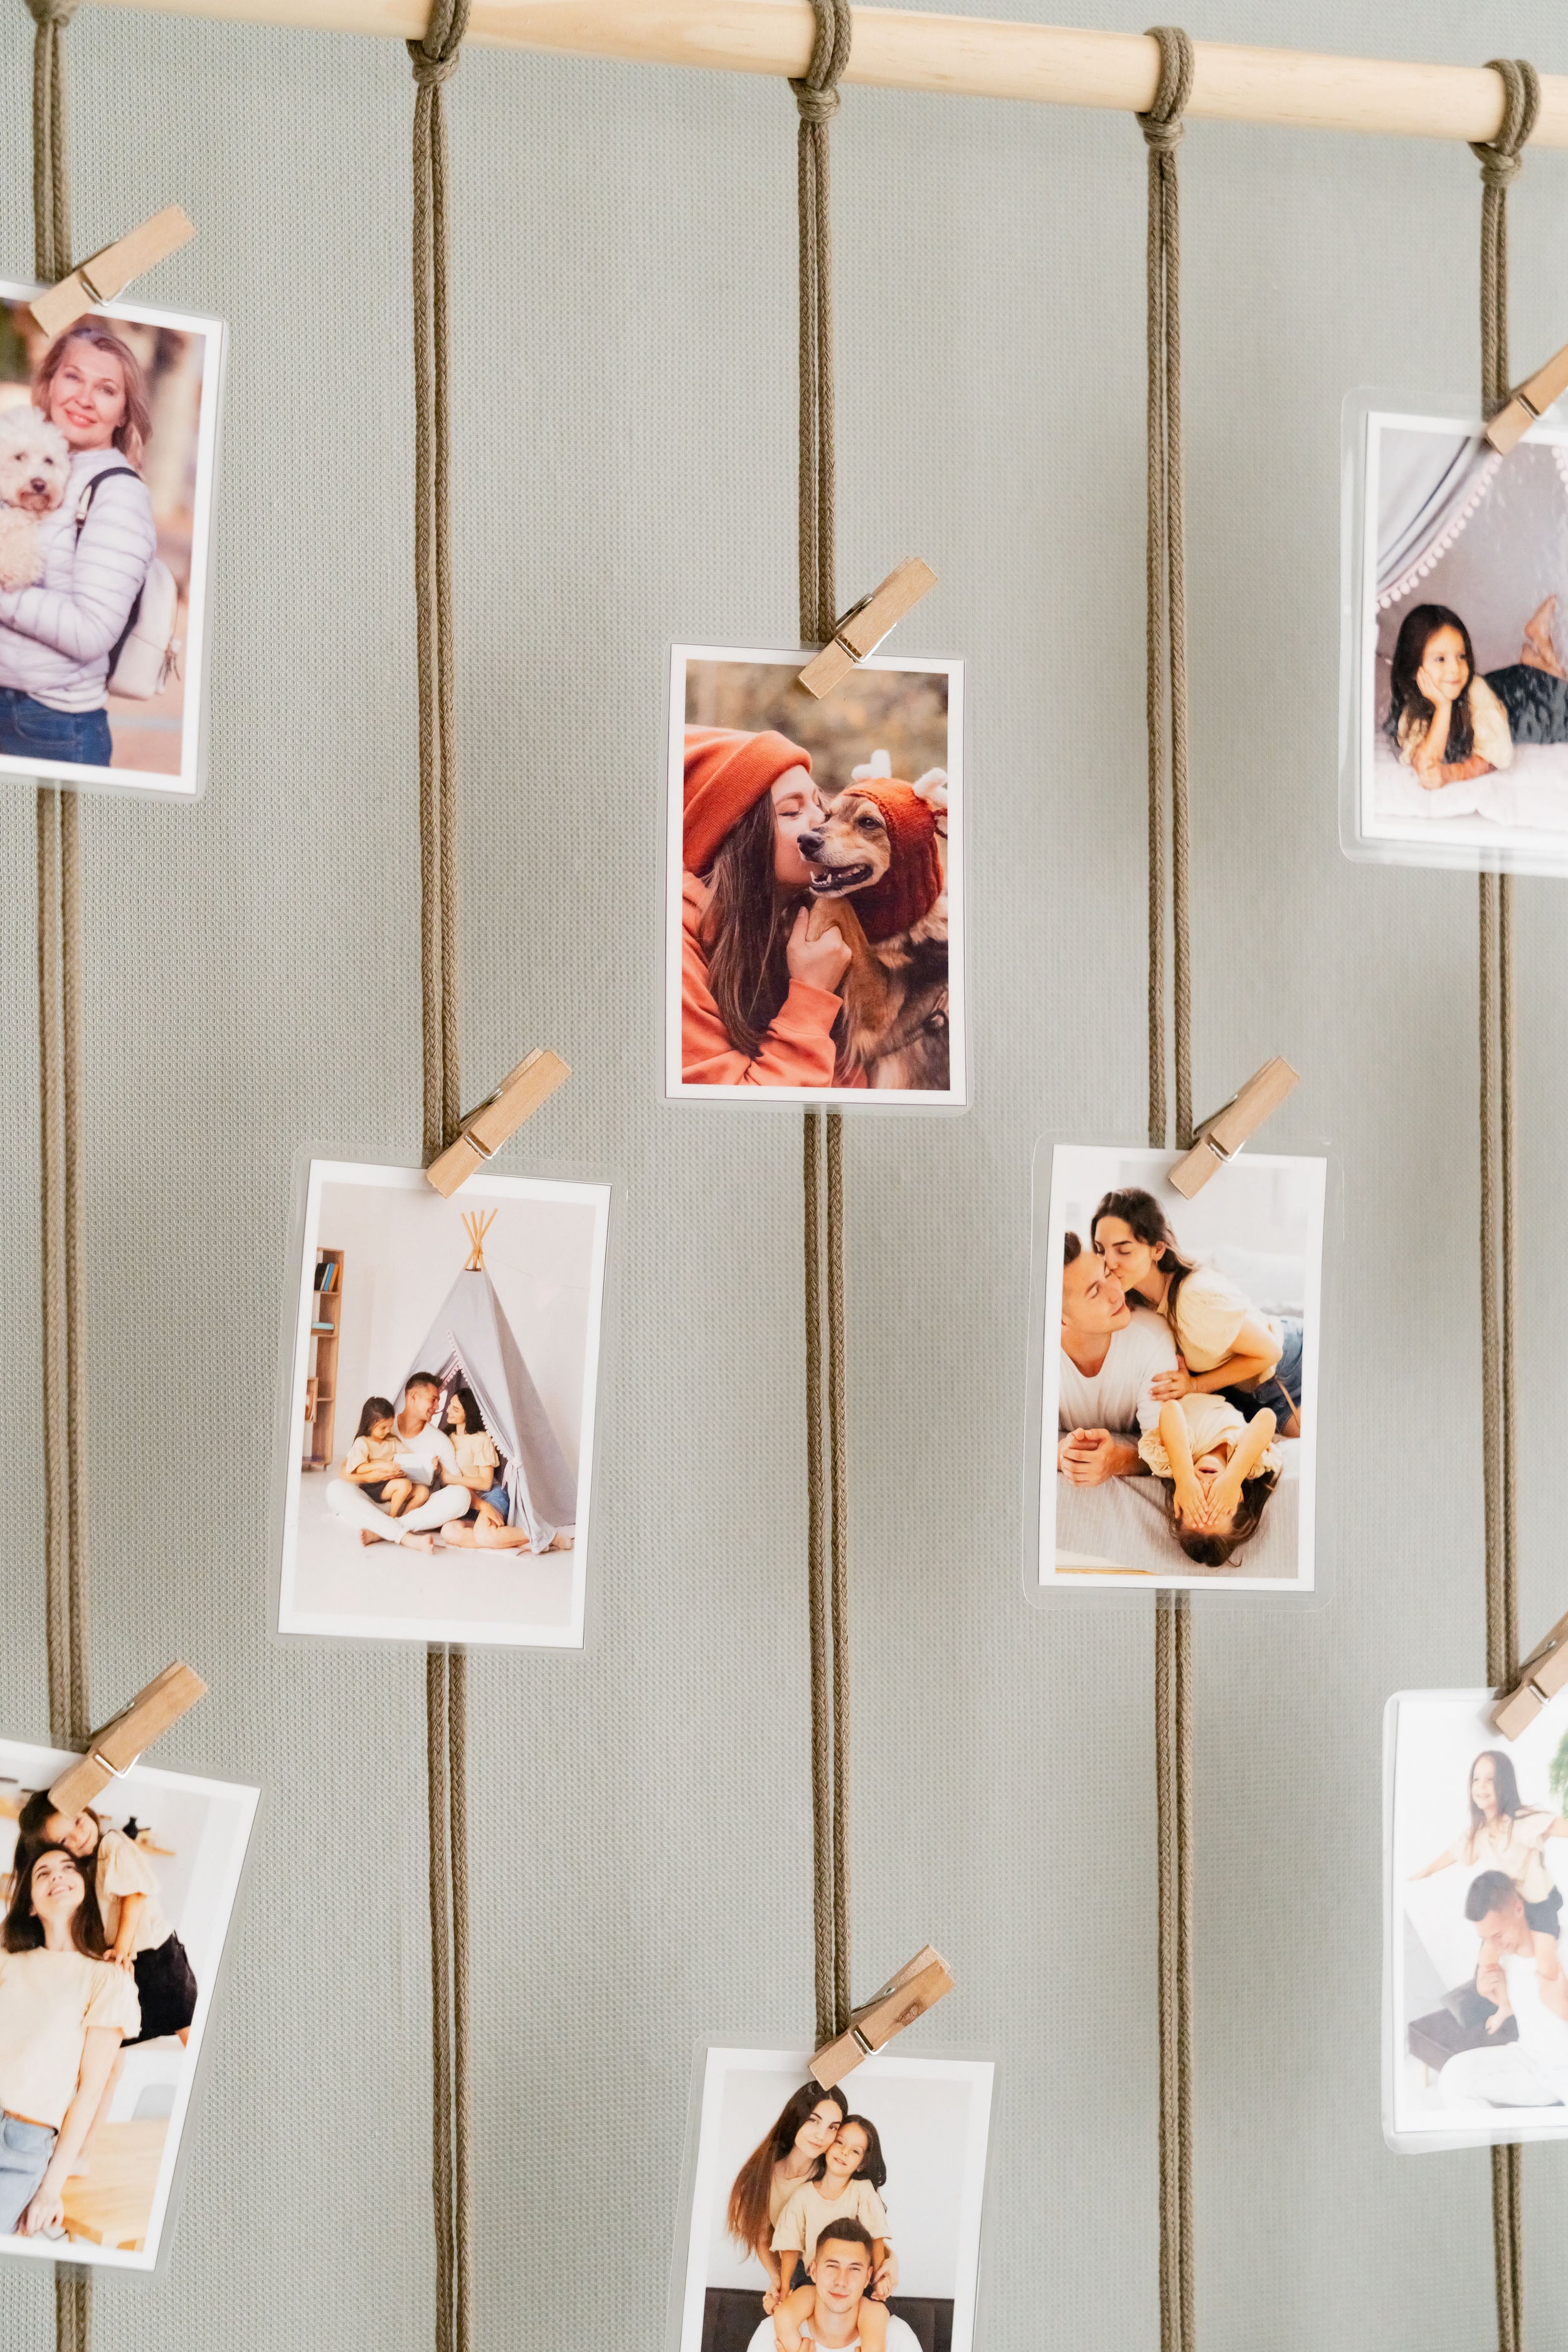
[[681, 874, 867, 1089]]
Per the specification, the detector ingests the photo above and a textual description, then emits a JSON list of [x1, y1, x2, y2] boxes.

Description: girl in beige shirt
[[0, 1845, 138, 2237], [773, 2116, 893, 2352], [1141, 1396, 1281, 1569]]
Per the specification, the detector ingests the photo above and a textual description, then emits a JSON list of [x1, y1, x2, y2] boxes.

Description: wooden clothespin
[[1493, 1608, 1568, 1740], [29, 205, 195, 341], [425, 1048, 571, 1199], [1484, 337, 1568, 457], [809, 1945, 955, 2090], [797, 559, 938, 699], [1168, 1057, 1300, 1200], [47, 1663, 207, 1815]]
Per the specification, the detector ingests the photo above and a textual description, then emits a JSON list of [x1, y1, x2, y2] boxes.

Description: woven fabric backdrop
[[1, 1, 1565, 2345]]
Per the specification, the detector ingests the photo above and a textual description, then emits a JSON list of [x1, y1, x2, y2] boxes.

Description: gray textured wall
[[0, 2, 1565, 2346]]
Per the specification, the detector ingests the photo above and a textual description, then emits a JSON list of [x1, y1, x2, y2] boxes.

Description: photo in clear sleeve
[[673, 2046, 992, 2352], [666, 646, 965, 1106], [1386, 1689, 1568, 2149], [275, 1160, 610, 1650], [1037, 1145, 1325, 1592], [1347, 405, 1568, 876], [0, 286, 221, 800], [0, 1740, 257, 2271]]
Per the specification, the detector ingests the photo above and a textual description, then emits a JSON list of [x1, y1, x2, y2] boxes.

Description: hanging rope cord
[[409, 5, 474, 2348], [1138, 31, 1195, 2352], [1471, 59, 1537, 2352], [792, 0, 854, 2052], [24, 4, 92, 2348]]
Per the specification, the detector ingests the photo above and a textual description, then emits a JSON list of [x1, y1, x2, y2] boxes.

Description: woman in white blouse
[[0, 323, 157, 769], [0, 1844, 139, 2237]]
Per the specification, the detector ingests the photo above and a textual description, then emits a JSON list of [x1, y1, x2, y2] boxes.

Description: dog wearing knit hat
[[797, 751, 951, 1089]]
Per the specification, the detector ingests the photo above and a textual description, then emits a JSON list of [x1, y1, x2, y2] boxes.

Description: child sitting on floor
[[341, 1396, 425, 1520], [1140, 1395, 1281, 1569]]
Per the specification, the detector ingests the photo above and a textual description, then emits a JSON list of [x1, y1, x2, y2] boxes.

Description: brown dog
[[798, 773, 949, 1088]]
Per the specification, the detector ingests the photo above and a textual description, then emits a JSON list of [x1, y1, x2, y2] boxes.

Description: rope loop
[[408, 0, 470, 87], [25, 0, 78, 24], [790, 0, 852, 123], [1138, 25, 1194, 150], [1470, 56, 1540, 182]]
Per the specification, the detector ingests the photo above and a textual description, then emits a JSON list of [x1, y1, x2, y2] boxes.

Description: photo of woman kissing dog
[[667, 649, 965, 1104]]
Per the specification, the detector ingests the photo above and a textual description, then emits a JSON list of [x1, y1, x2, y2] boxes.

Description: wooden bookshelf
[[302, 1246, 343, 1471]]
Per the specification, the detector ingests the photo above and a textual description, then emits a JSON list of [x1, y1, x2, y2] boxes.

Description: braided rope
[[793, 0, 854, 2047], [408, 4, 474, 2344], [1471, 58, 1536, 2352], [1140, 30, 1196, 2352]]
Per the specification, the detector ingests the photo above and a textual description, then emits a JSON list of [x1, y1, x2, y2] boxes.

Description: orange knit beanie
[[683, 725, 812, 874], [847, 780, 943, 941]]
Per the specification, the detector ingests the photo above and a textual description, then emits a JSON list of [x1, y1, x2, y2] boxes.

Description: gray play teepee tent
[[400, 1211, 576, 1552]]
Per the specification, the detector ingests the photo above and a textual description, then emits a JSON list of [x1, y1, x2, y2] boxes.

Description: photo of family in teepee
[[277, 1162, 610, 1648]]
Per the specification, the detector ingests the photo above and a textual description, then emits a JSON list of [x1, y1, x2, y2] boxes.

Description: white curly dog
[[0, 404, 70, 590]]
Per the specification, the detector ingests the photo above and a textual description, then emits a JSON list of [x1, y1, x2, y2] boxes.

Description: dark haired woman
[[681, 726, 863, 1088], [1387, 598, 1568, 790], [0, 1845, 138, 2236], [1412, 1750, 1568, 1979], [1091, 1189, 1301, 1435]]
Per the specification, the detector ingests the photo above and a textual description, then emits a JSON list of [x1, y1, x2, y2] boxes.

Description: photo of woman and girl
[[1391, 1696, 1568, 2142], [667, 650, 963, 1104], [0, 291, 219, 793], [679, 2048, 992, 2352], [1043, 1147, 1323, 1589], [0, 1740, 257, 2268], [1356, 411, 1568, 872]]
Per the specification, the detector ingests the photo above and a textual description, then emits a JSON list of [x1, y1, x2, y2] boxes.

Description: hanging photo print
[[672, 2045, 992, 2352], [1385, 1688, 1568, 2149], [1343, 401, 1568, 876], [665, 647, 965, 1105], [1036, 1145, 1325, 1593], [275, 1160, 610, 1650], [0, 1738, 257, 2271], [0, 285, 221, 801]]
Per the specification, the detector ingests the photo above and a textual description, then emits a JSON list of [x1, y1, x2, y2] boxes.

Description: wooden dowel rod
[[80, 0, 1568, 145]]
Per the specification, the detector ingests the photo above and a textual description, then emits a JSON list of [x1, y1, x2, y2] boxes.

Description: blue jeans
[[477, 1483, 509, 1519], [0, 689, 112, 769], [1222, 1315, 1303, 1427], [0, 2112, 56, 2233]]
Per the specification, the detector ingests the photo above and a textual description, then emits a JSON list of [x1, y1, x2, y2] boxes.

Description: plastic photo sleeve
[[1384, 1687, 1568, 2151], [1341, 389, 1568, 878], [0, 1740, 258, 2271], [0, 285, 223, 802], [666, 645, 965, 1106], [273, 1158, 610, 1650], [668, 2043, 993, 2352], [1030, 1143, 1324, 1597]]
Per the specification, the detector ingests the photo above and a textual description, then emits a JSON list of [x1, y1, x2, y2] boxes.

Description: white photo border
[[0, 281, 225, 804], [0, 1738, 259, 2275], [1034, 1143, 1325, 1596], [273, 1157, 610, 1650], [670, 2042, 995, 2352], [664, 643, 967, 1108]]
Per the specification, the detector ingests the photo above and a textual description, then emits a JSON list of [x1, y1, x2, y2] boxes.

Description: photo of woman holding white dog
[[667, 650, 965, 1106], [0, 288, 221, 798], [1040, 1145, 1325, 1592]]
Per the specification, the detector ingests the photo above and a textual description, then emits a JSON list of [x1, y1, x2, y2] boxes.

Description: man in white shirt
[[744, 2220, 923, 2352], [1057, 1231, 1176, 1485], [324, 1371, 474, 1551], [1441, 1871, 1568, 2111]]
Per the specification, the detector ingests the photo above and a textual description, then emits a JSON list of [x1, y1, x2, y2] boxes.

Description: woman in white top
[[1411, 1749, 1568, 1968], [0, 324, 157, 768], [0, 1844, 139, 2237], [1092, 1187, 1303, 1437]]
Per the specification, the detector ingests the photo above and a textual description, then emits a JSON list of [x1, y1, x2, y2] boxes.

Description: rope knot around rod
[[1470, 56, 1540, 179], [408, 0, 470, 87], [1138, 24, 1194, 149], [790, 0, 852, 124], [25, 0, 79, 24]]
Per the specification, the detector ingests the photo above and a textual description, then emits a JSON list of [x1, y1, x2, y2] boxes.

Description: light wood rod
[[83, 0, 1568, 147]]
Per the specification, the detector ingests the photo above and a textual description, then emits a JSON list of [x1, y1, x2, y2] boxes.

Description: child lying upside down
[[1140, 1395, 1281, 1569]]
